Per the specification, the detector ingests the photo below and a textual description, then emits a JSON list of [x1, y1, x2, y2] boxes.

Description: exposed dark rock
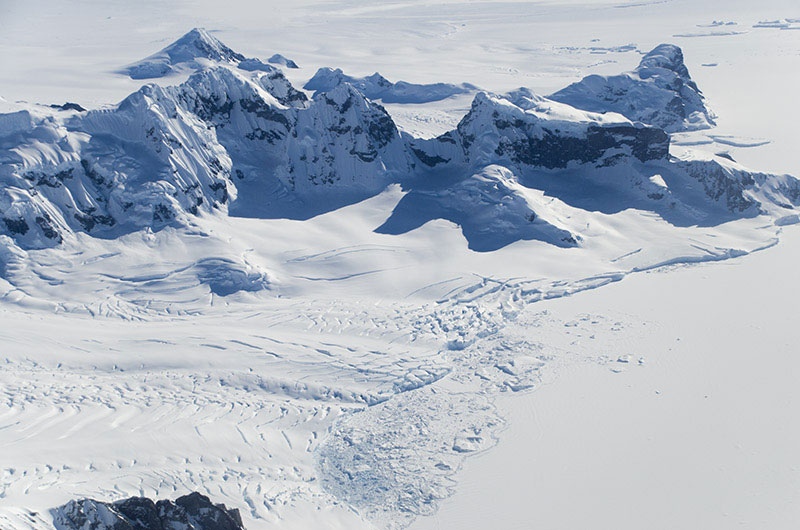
[[35, 214, 62, 242], [3, 217, 30, 236], [411, 147, 449, 167], [74, 212, 116, 232], [49, 102, 86, 112], [80, 159, 105, 187], [52, 492, 245, 530], [152, 204, 175, 223]]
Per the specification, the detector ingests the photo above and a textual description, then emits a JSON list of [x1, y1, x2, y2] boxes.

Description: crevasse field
[[1, 1, 799, 529]]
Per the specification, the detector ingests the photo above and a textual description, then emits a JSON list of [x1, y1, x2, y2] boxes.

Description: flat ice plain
[[1, 1, 799, 529], [414, 228, 800, 530]]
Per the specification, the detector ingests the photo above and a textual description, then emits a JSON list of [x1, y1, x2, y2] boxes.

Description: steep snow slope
[[377, 165, 579, 252]]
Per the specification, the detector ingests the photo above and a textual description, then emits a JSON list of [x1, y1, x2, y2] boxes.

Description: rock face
[[410, 89, 670, 171], [550, 44, 714, 132], [304, 68, 477, 104], [52, 492, 245, 530]]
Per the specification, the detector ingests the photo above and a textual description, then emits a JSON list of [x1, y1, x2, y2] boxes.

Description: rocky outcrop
[[411, 89, 669, 172], [674, 157, 800, 214], [550, 44, 714, 132], [52, 492, 245, 530]]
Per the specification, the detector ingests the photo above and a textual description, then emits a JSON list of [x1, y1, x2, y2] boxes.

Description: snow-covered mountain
[[173, 67, 410, 218], [550, 44, 715, 132], [0, 86, 234, 249], [304, 68, 477, 104], [1, 40, 797, 253], [121, 28, 297, 80], [405, 86, 798, 241], [0, 65, 410, 247], [122, 28, 246, 79], [268, 53, 299, 69], [410, 88, 669, 170]]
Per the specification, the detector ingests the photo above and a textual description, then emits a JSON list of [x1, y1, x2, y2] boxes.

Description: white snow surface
[[1, 1, 799, 530]]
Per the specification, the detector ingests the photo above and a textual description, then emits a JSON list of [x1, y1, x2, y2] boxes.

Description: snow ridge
[[122, 28, 298, 81], [304, 68, 477, 104]]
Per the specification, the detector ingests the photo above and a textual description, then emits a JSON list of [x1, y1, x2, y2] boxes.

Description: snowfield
[[1, 1, 799, 529]]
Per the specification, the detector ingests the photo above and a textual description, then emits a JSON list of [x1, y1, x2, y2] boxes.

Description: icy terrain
[[1, 1, 799, 529]]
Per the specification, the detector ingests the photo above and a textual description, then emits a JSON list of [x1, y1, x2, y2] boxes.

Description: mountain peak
[[268, 53, 299, 69], [123, 28, 244, 79], [166, 28, 244, 64], [637, 43, 690, 78], [122, 28, 301, 83], [549, 43, 713, 132]]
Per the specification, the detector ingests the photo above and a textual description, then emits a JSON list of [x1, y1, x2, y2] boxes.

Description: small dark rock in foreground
[[52, 491, 245, 530]]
